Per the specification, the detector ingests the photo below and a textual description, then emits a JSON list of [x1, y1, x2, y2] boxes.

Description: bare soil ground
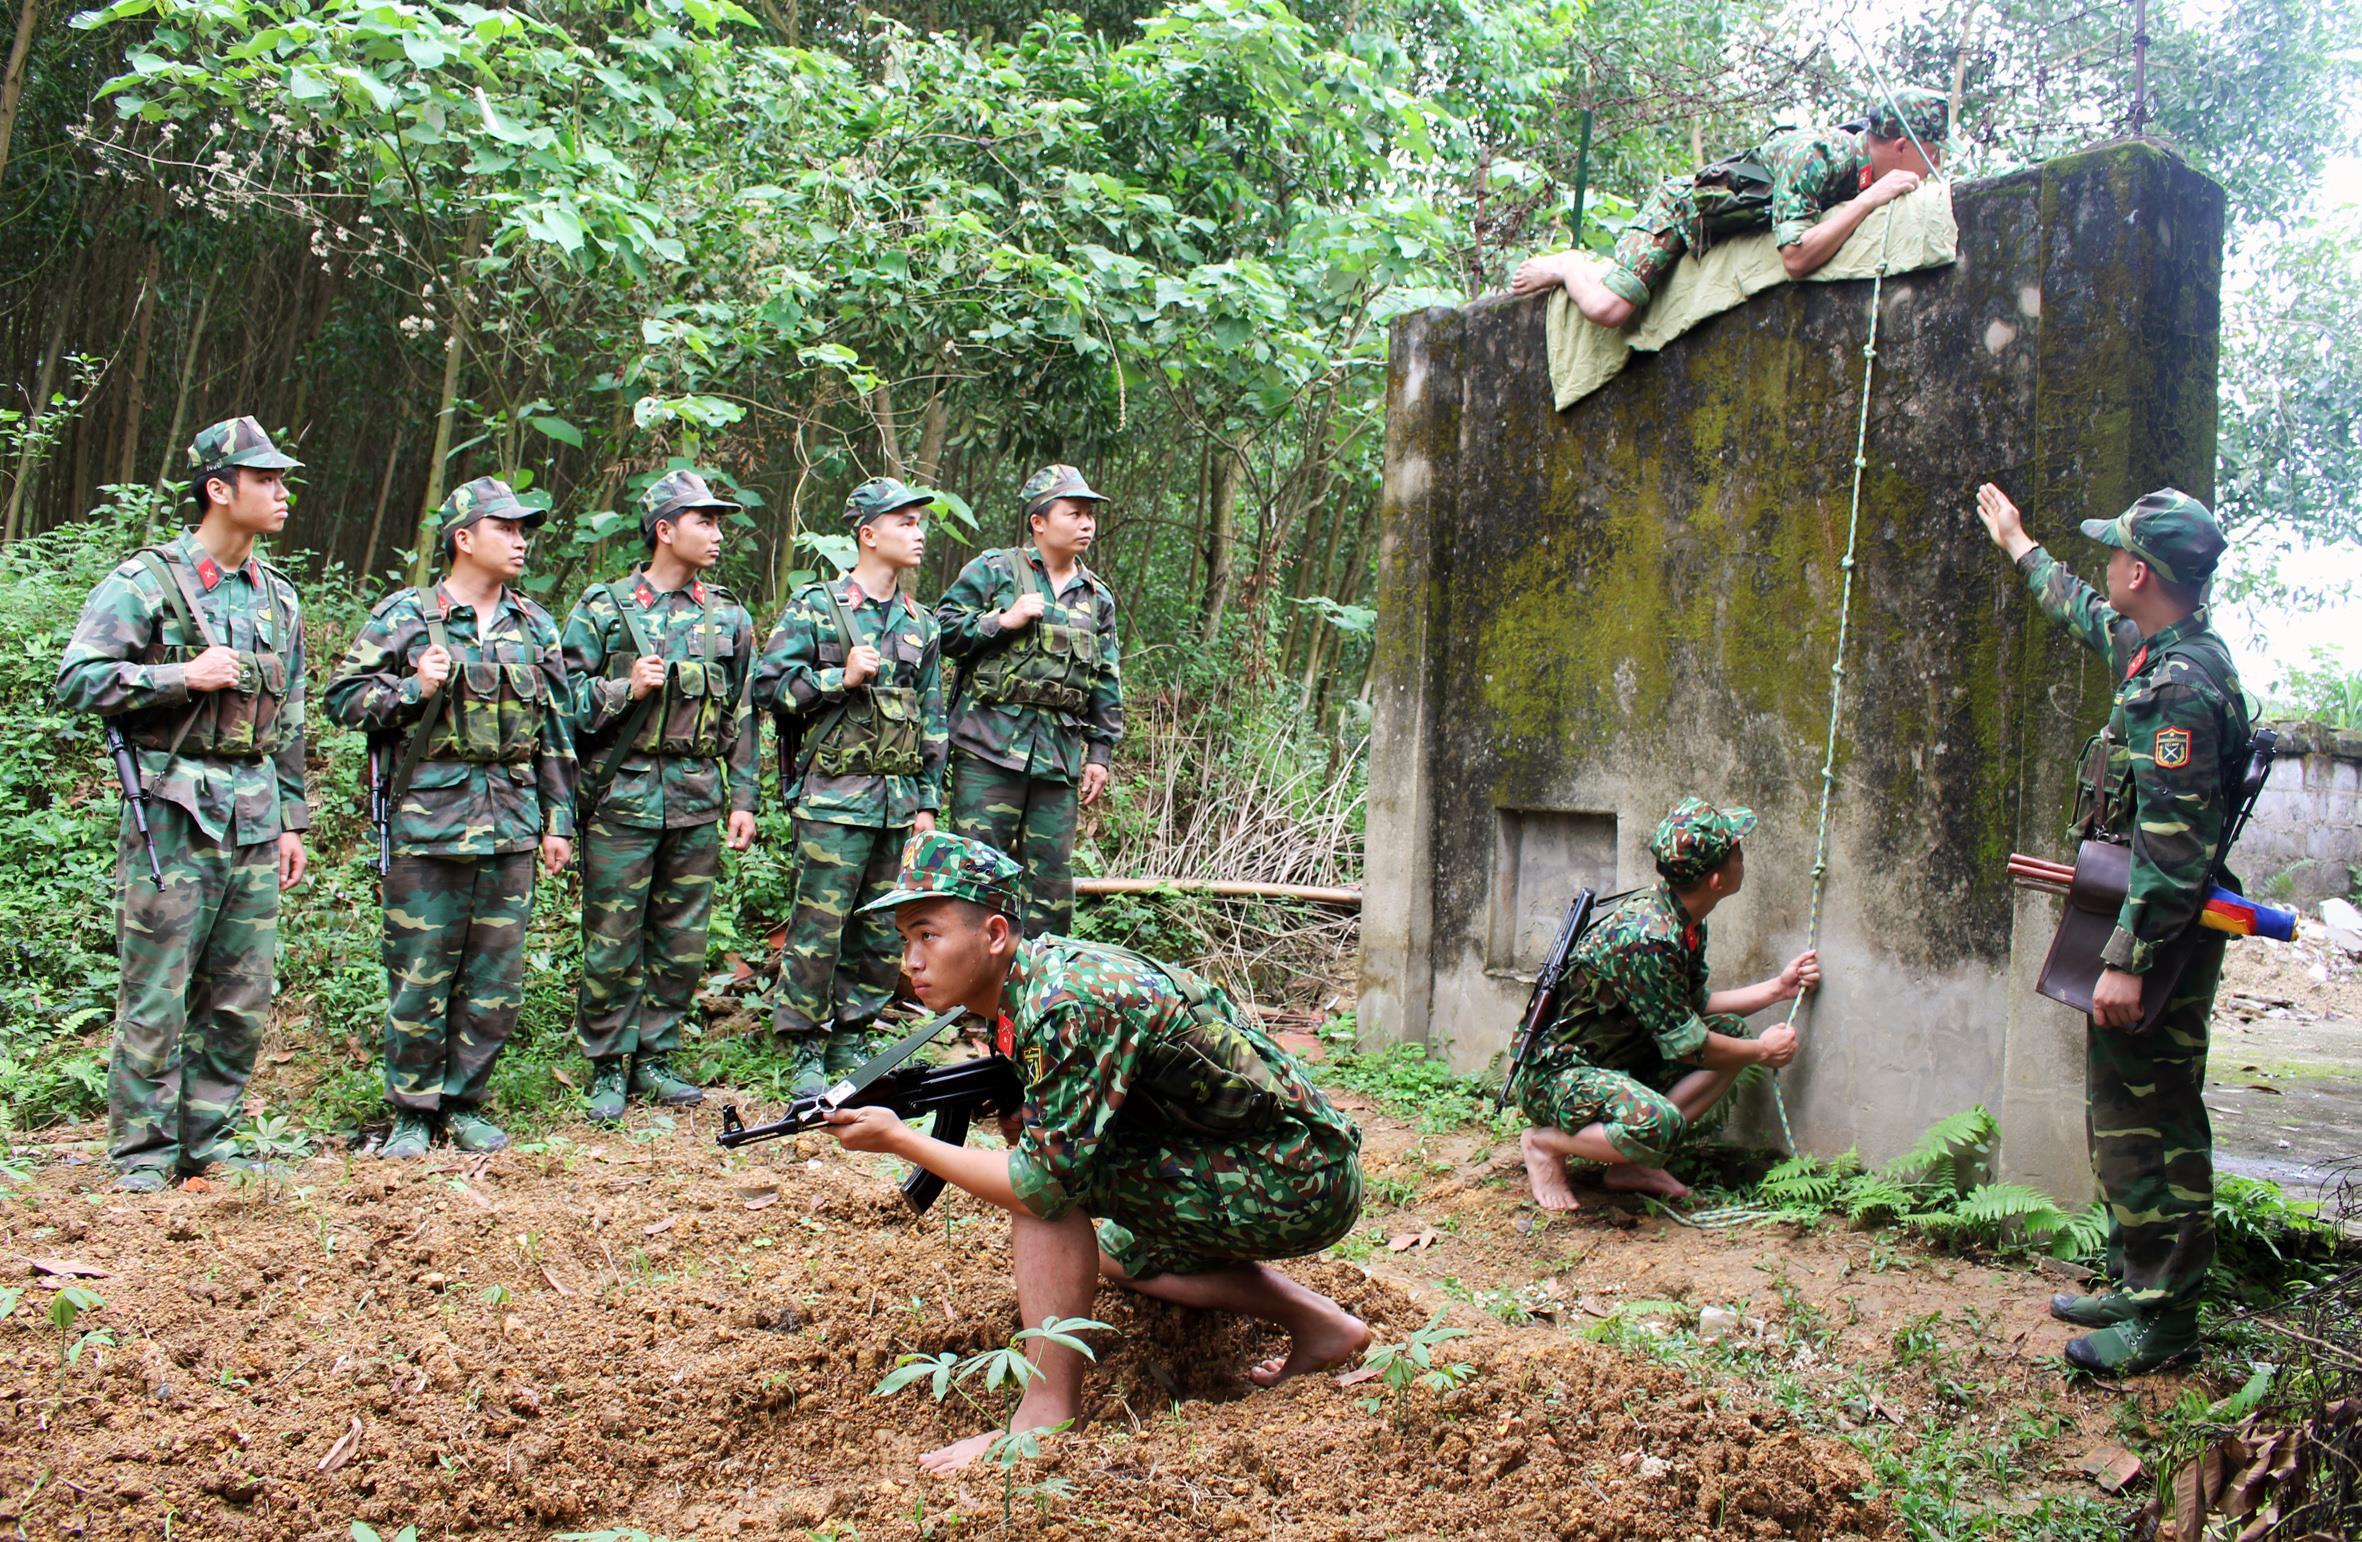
[[4, 1079, 2180, 1542], [2209, 928, 2362, 1209]]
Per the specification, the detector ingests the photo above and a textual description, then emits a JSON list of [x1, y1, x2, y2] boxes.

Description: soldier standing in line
[[1974, 484, 2248, 1375], [324, 478, 575, 1158], [1511, 799, 1817, 1211], [1509, 88, 1951, 326], [56, 418, 311, 1193], [934, 465, 1122, 937], [820, 832, 1368, 1473], [563, 471, 760, 1123], [754, 478, 947, 1096]]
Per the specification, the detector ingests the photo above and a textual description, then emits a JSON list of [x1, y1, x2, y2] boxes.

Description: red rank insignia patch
[[2153, 727, 2192, 769]]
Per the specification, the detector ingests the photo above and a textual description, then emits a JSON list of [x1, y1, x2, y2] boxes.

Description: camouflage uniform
[[753, 478, 947, 1051], [565, 472, 759, 1070], [53, 418, 307, 1179], [861, 831, 1361, 1277], [323, 479, 574, 1119], [2018, 491, 2247, 1324], [1601, 87, 1951, 308], [936, 466, 1123, 936], [1512, 799, 1758, 1163]]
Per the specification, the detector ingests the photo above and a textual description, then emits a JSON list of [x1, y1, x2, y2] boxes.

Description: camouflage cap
[[639, 469, 743, 535], [1021, 463, 1108, 519], [1864, 86, 1950, 147], [436, 476, 547, 538], [185, 416, 302, 476], [1650, 797, 1758, 886], [844, 476, 935, 529], [857, 831, 1024, 919], [2079, 488, 2225, 586]]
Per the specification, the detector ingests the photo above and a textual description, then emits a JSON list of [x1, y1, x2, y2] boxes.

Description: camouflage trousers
[[2088, 933, 2223, 1311], [109, 802, 279, 1173], [1088, 1110, 1363, 1279], [1603, 177, 1704, 307], [1514, 1013, 1747, 1167], [772, 817, 906, 1040], [949, 751, 1077, 937], [577, 816, 719, 1061], [380, 851, 535, 1113]]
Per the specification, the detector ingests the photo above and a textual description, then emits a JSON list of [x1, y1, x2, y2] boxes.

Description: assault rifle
[[1497, 887, 1617, 1109], [715, 1009, 1022, 1214], [365, 735, 392, 877], [103, 723, 164, 886]]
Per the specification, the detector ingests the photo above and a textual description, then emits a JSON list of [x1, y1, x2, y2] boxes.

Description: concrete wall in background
[[1363, 141, 2227, 1196], [2244, 723, 2362, 908]]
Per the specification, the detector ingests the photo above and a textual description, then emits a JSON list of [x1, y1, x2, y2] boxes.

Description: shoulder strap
[[136, 548, 216, 650], [606, 580, 657, 660], [819, 579, 862, 658], [1008, 549, 1042, 606], [389, 588, 454, 805]]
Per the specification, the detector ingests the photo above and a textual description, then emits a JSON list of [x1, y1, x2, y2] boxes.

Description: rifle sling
[[386, 592, 454, 809]]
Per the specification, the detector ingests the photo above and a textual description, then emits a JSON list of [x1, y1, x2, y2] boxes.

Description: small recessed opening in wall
[[1487, 808, 1617, 978]]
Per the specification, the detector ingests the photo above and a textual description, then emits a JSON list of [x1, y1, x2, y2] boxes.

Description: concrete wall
[[1364, 142, 2226, 1196], [2244, 723, 2362, 908]]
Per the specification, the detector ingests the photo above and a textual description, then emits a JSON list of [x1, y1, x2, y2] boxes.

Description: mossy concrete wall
[[1364, 142, 2225, 1193]]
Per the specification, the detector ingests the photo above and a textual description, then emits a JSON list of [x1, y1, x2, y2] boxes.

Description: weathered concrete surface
[[2243, 721, 2362, 908], [1364, 141, 2226, 1195]]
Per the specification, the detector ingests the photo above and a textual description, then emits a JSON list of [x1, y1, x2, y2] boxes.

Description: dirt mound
[[2, 1107, 1900, 1540]]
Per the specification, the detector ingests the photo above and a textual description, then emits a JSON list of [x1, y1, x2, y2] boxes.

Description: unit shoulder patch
[[2153, 726, 2193, 770]]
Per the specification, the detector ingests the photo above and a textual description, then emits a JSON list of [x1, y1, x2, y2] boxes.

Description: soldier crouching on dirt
[[817, 831, 1370, 1473], [1510, 799, 1819, 1211]]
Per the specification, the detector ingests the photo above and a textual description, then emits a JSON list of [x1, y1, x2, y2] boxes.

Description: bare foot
[[919, 1421, 1061, 1475], [1602, 1164, 1691, 1200], [1521, 1129, 1580, 1212], [1247, 1306, 1372, 1388], [1509, 251, 1582, 296]]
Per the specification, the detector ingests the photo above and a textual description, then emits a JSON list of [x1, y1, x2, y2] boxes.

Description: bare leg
[[1522, 1122, 1620, 1210], [1602, 1066, 1740, 1200], [1505, 252, 1637, 327], [1104, 1255, 1371, 1388], [919, 1209, 1100, 1475]]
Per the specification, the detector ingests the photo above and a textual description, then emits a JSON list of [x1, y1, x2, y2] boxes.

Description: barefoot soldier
[[1509, 88, 1949, 327], [563, 471, 761, 1122], [1974, 484, 2247, 1375], [820, 833, 1369, 1473], [1511, 799, 1818, 1211], [934, 464, 1122, 937], [754, 477, 948, 1096], [56, 418, 311, 1192], [325, 477, 576, 1158]]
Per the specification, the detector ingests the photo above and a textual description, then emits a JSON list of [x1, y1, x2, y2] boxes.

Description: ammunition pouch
[[122, 547, 289, 760], [436, 655, 546, 764], [968, 552, 1098, 718], [812, 683, 924, 777]]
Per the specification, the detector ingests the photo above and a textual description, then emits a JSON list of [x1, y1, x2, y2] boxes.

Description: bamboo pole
[[1075, 877, 1361, 906]]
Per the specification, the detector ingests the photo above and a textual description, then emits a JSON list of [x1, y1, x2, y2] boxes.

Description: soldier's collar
[[178, 530, 259, 592], [432, 581, 516, 620], [841, 573, 913, 617], [627, 568, 707, 609], [2144, 606, 2211, 657], [1021, 543, 1092, 594]]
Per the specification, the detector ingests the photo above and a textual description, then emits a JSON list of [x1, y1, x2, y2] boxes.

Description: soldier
[[1511, 799, 1818, 1212], [820, 832, 1368, 1473], [56, 417, 310, 1193], [934, 465, 1122, 937], [1509, 87, 1950, 326], [324, 477, 575, 1158], [563, 471, 760, 1123], [754, 477, 947, 1096], [1974, 484, 2246, 1375]]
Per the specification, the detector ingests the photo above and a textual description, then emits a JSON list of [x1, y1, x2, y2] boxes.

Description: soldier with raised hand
[[934, 465, 1122, 937], [819, 832, 1368, 1474], [56, 417, 311, 1193], [1511, 799, 1818, 1212], [324, 477, 575, 1158], [1510, 87, 1950, 326], [563, 471, 760, 1123], [1974, 484, 2248, 1375], [754, 477, 947, 1096]]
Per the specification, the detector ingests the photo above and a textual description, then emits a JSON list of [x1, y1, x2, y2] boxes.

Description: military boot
[[444, 1107, 509, 1153], [823, 1031, 869, 1079], [379, 1112, 434, 1159], [114, 1167, 169, 1194], [587, 1058, 630, 1124], [2064, 1307, 2199, 1376], [2050, 1291, 2141, 1328], [781, 1035, 829, 1098], [631, 1052, 704, 1108]]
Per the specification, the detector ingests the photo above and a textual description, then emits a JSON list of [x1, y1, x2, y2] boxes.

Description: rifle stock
[[103, 724, 164, 887]]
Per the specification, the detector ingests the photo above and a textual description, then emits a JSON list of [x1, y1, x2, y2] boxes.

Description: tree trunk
[[1947, 2, 1981, 132], [1197, 441, 1239, 645], [869, 381, 904, 476], [115, 248, 160, 487], [360, 430, 403, 580], [1, 297, 68, 544], [913, 386, 948, 484], [410, 213, 482, 586], [152, 266, 221, 492], [0, 0, 38, 191]]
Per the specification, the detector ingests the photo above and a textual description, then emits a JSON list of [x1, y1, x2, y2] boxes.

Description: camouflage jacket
[[1524, 883, 1714, 1085], [54, 530, 309, 846], [2020, 547, 2250, 973], [934, 546, 1122, 784], [561, 571, 759, 831], [991, 935, 1355, 1222], [751, 574, 945, 828], [1759, 125, 1871, 248], [323, 583, 577, 858]]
